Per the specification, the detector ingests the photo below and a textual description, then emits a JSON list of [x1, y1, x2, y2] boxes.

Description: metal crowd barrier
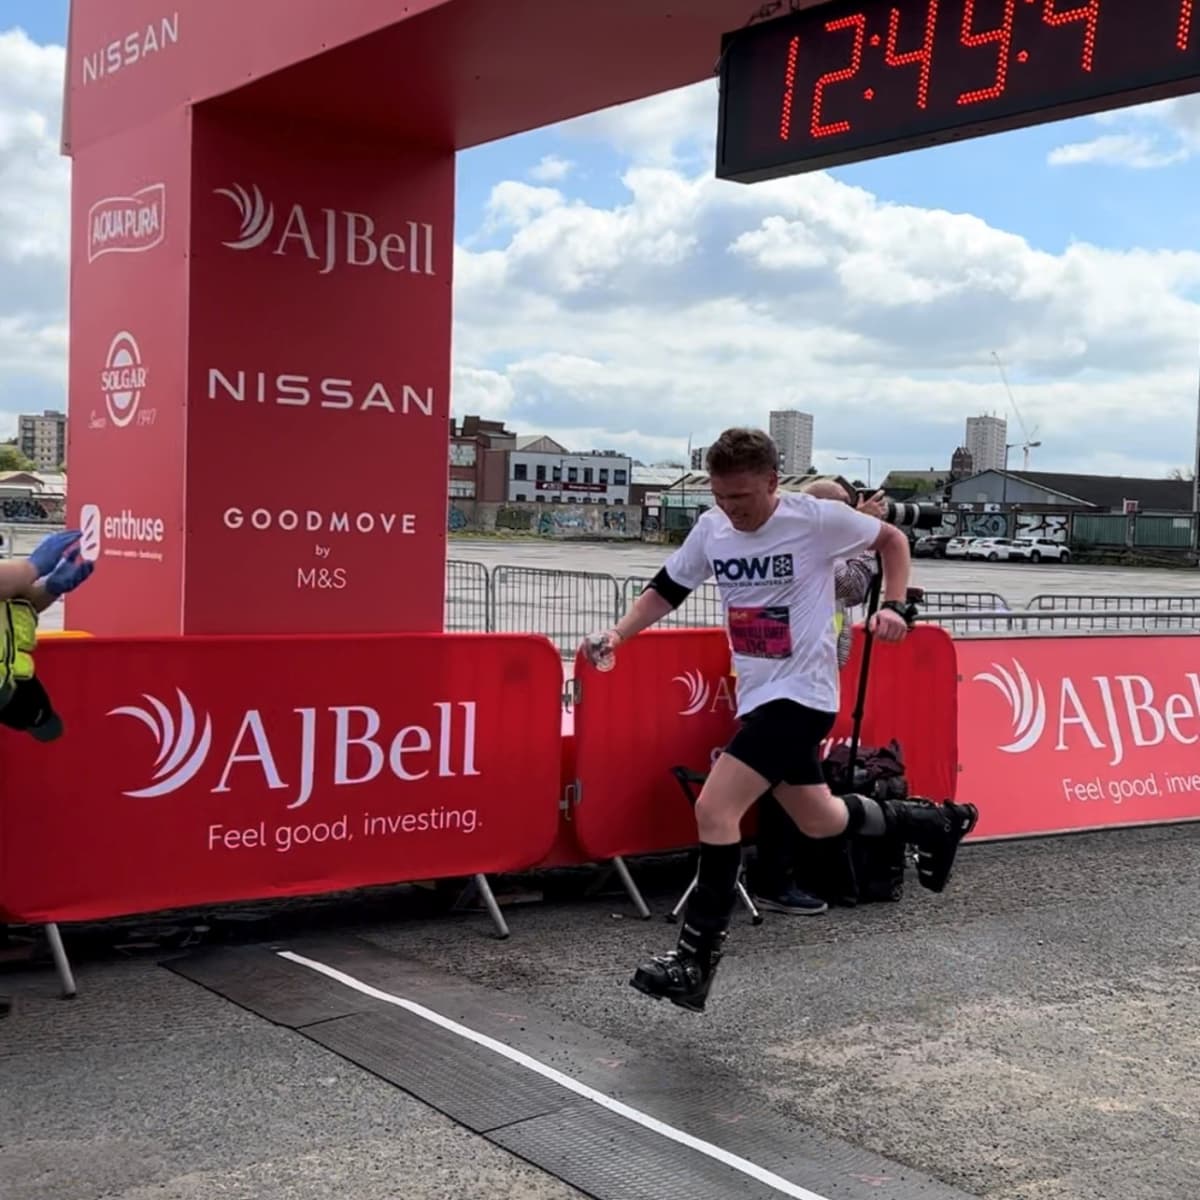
[[917, 609, 1200, 636], [488, 564, 622, 657], [446, 561, 1200, 650]]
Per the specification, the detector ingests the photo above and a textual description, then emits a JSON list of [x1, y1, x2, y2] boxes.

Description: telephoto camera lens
[[880, 501, 943, 531]]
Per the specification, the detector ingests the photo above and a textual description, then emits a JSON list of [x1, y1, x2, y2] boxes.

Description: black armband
[[645, 567, 692, 610]]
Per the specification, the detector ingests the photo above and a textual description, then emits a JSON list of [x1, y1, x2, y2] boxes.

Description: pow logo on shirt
[[713, 554, 795, 584]]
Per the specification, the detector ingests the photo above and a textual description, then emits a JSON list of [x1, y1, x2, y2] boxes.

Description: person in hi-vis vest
[[0, 528, 95, 742]]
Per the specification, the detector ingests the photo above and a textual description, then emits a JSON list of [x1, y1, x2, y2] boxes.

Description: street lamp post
[[835, 455, 872, 489]]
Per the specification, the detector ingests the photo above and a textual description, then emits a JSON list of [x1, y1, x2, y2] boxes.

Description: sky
[[6, 3, 1200, 483]]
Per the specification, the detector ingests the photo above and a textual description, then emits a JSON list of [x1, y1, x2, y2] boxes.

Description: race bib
[[727, 605, 793, 659]]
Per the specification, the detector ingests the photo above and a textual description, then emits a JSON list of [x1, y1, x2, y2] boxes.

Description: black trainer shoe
[[629, 923, 726, 1013], [887, 799, 979, 893]]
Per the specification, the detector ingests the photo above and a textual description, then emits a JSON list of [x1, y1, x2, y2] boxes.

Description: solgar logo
[[87, 184, 165, 262], [214, 182, 435, 277], [713, 554, 794, 585], [100, 331, 155, 428]]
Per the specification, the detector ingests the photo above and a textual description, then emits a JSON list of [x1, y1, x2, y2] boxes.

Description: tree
[[1167, 467, 1196, 482], [0, 446, 37, 472]]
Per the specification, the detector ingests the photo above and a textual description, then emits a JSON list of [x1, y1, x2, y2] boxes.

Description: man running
[[580, 428, 977, 1013]]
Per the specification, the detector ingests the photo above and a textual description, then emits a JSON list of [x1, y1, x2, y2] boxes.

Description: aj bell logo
[[672, 670, 735, 718], [108, 689, 213, 798], [108, 689, 480, 807], [975, 658, 1200, 767], [975, 660, 1047, 754], [713, 554, 794, 585], [214, 183, 435, 276]]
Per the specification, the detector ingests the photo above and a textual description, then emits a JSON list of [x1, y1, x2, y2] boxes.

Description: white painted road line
[[278, 949, 832, 1200]]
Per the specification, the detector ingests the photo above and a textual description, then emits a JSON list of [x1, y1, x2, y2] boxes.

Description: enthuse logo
[[79, 503, 167, 563], [87, 184, 165, 262], [214, 182, 435, 276], [975, 658, 1200, 767], [109, 689, 480, 807]]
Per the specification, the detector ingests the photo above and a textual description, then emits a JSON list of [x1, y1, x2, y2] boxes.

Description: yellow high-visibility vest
[[0, 599, 39, 707]]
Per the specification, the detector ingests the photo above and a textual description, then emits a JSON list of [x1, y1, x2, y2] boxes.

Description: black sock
[[843, 793, 888, 837], [684, 841, 741, 934]]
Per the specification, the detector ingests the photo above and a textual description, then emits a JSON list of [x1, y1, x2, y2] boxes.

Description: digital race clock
[[716, 0, 1200, 182]]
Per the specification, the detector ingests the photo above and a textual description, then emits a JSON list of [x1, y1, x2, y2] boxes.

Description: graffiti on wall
[[603, 509, 626, 533], [1015, 512, 1068, 543], [961, 512, 1009, 538], [448, 505, 468, 532], [496, 505, 533, 532]]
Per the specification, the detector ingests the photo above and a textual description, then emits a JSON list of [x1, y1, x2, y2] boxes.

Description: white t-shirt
[[661, 492, 882, 716]]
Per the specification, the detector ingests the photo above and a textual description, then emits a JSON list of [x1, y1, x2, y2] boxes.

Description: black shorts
[[723, 699, 836, 787]]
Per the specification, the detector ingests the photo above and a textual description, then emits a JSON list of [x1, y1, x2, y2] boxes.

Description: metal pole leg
[[44, 924, 76, 999], [666, 875, 697, 924], [735, 880, 764, 925], [611, 856, 651, 920], [473, 874, 510, 940]]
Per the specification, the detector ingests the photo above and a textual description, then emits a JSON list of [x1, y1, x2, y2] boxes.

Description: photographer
[[748, 478, 887, 915]]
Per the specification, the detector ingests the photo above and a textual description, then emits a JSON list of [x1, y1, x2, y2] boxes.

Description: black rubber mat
[[306, 1008, 566, 1132], [168, 938, 980, 1200], [169, 943, 373, 1028], [490, 1103, 802, 1200]]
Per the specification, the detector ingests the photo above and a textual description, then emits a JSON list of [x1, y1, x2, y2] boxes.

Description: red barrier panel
[[0, 633, 563, 924], [571, 625, 959, 862], [958, 635, 1200, 839]]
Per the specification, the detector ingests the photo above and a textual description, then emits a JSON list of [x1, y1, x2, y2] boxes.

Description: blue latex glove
[[43, 549, 94, 597], [29, 529, 82, 577]]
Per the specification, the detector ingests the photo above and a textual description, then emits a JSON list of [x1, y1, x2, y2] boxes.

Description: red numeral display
[[957, 0, 1017, 105], [811, 13, 867, 137], [885, 0, 940, 108], [780, 35, 801, 141], [1043, 0, 1100, 71], [1181, 0, 1194, 50]]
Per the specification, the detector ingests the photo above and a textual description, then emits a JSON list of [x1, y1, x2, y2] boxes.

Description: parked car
[[967, 537, 1018, 561], [1007, 536, 1071, 563], [943, 536, 976, 558], [913, 534, 954, 558]]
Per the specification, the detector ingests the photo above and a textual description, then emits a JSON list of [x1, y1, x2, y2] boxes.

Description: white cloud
[[555, 81, 718, 168], [1047, 133, 1187, 169], [529, 154, 574, 183], [1049, 95, 1200, 169], [453, 137, 1200, 478], [0, 28, 69, 431]]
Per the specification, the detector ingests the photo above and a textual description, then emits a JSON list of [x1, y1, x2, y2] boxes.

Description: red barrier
[[571, 625, 959, 862], [958, 636, 1200, 839], [0, 633, 563, 924]]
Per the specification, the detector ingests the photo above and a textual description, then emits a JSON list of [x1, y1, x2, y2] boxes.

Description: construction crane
[[991, 351, 1042, 471]]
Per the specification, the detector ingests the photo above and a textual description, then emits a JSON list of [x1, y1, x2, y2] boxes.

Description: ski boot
[[630, 922, 727, 1013], [885, 798, 979, 893]]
